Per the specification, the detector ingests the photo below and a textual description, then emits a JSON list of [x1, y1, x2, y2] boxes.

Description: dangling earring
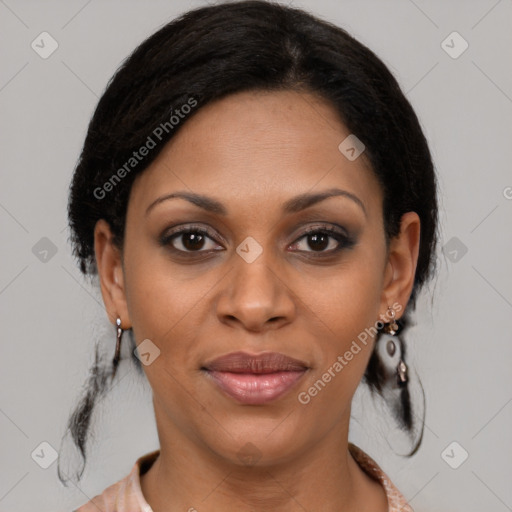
[[112, 317, 123, 379], [383, 307, 408, 386]]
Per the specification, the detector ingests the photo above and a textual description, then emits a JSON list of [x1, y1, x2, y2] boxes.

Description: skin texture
[[94, 89, 420, 511]]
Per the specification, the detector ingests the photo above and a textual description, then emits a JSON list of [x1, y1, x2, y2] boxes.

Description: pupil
[[183, 233, 205, 251], [309, 233, 328, 251]]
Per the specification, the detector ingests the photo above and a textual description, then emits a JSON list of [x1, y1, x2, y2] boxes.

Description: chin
[[198, 412, 310, 468]]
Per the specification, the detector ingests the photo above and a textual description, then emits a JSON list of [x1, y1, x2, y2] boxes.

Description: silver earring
[[112, 317, 123, 379], [383, 307, 408, 386]]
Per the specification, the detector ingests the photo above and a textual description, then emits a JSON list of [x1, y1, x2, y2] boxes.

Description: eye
[[160, 225, 223, 254], [160, 223, 355, 256], [289, 225, 355, 254]]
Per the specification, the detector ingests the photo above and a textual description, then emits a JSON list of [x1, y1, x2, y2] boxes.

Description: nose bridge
[[216, 237, 294, 330]]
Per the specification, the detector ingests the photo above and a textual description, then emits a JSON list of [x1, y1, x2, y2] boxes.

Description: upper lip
[[202, 351, 309, 374]]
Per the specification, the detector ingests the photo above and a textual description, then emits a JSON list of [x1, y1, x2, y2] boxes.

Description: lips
[[203, 351, 309, 373], [202, 351, 309, 405]]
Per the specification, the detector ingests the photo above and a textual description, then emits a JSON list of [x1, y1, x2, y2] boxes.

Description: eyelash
[[160, 223, 355, 257]]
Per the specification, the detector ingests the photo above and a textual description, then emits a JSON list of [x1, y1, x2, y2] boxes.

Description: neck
[[140, 411, 387, 512]]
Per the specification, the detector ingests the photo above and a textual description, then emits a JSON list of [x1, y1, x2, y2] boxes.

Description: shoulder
[[348, 443, 413, 512], [74, 451, 160, 512], [74, 479, 125, 511]]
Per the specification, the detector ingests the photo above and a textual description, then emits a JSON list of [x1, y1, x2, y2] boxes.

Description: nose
[[215, 253, 296, 332]]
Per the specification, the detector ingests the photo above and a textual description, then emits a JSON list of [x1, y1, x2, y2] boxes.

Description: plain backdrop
[[1, 1, 511, 511]]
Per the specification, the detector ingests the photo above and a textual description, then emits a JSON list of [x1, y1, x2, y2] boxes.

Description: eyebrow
[[145, 187, 367, 217]]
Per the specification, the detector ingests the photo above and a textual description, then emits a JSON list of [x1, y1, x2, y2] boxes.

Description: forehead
[[129, 89, 381, 219]]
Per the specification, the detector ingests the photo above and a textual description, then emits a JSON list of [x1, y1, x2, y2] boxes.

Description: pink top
[[74, 443, 413, 511]]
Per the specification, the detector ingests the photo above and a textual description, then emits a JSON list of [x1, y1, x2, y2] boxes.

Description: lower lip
[[205, 370, 307, 405]]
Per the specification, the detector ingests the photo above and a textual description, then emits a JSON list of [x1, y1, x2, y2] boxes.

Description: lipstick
[[202, 351, 309, 405]]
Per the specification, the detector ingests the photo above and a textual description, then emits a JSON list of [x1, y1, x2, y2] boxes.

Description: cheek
[[123, 262, 206, 418], [125, 264, 209, 359], [306, 248, 385, 343], [296, 246, 385, 401], [122, 229, 202, 340], [297, 292, 379, 416], [122, 241, 223, 388]]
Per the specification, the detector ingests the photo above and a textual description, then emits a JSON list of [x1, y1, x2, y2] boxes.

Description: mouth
[[201, 351, 309, 405]]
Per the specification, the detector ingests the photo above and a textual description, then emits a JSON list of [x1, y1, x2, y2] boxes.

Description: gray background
[[1, 0, 511, 511]]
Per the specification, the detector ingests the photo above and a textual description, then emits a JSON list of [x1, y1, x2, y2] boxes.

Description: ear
[[380, 211, 421, 319], [94, 219, 132, 329]]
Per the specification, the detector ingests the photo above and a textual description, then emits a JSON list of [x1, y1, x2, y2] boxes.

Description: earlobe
[[380, 212, 421, 318], [93, 219, 131, 328]]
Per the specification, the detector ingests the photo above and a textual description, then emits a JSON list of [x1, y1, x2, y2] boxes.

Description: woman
[[62, 1, 438, 510]]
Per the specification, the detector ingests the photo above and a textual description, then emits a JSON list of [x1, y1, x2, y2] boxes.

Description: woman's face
[[95, 89, 419, 466]]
